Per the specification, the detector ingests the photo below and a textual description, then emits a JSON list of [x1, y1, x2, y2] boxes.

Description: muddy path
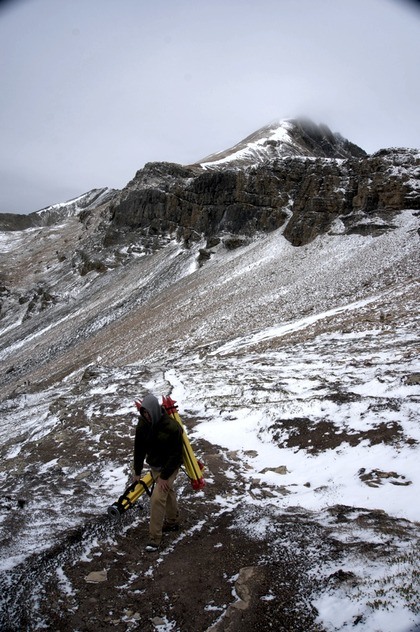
[[1, 439, 333, 632]]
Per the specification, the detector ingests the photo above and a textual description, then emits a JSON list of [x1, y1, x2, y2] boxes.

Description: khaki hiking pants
[[149, 468, 179, 544]]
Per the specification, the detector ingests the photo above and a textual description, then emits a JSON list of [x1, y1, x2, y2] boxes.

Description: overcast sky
[[0, 0, 419, 214]]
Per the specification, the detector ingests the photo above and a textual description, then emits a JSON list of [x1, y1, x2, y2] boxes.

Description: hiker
[[133, 393, 183, 552]]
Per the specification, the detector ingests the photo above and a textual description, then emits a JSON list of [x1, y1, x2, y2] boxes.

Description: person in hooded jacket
[[133, 393, 183, 552]]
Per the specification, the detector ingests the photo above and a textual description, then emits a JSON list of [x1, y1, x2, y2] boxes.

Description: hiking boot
[[145, 541, 160, 552], [162, 522, 180, 533]]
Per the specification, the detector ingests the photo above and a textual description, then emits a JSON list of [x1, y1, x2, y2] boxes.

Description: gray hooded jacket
[[134, 394, 183, 479]]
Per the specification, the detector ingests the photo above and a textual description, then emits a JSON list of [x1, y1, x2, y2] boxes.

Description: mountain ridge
[[1, 117, 418, 236], [0, 187, 116, 231]]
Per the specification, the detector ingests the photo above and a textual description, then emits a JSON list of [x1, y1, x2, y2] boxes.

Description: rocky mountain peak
[[195, 117, 367, 169]]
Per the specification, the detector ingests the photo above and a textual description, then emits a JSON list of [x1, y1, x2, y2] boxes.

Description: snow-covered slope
[[34, 187, 115, 223], [0, 200, 419, 630]]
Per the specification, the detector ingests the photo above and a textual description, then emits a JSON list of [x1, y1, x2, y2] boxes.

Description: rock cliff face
[[283, 147, 420, 245], [108, 120, 420, 247]]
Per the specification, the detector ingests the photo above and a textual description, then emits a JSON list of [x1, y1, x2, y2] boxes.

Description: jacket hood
[[140, 393, 162, 425]]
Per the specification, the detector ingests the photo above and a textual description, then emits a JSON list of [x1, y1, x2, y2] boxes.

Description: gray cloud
[[0, 0, 419, 213]]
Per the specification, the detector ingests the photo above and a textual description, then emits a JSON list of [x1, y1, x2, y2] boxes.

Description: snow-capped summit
[[196, 118, 367, 169]]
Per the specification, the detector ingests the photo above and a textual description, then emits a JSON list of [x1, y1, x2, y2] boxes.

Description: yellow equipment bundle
[[107, 471, 154, 518]]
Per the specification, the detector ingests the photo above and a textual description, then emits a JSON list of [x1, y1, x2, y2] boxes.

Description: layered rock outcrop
[[108, 141, 420, 247]]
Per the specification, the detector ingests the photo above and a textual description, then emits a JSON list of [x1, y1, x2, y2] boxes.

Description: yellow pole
[[162, 395, 205, 490]]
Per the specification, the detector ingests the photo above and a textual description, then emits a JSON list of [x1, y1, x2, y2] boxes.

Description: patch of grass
[[362, 545, 420, 615]]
